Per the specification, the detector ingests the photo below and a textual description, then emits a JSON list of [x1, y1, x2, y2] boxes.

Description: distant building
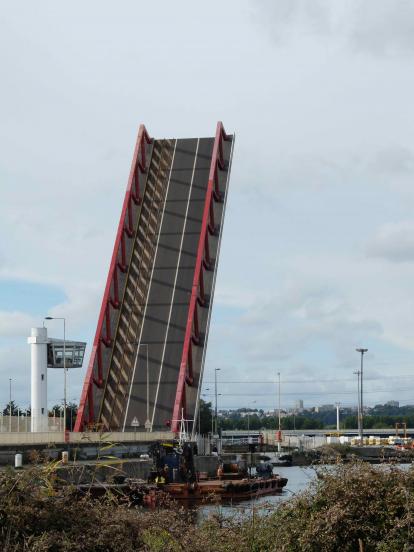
[[295, 399, 304, 413], [240, 410, 259, 418], [385, 400, 399, 408], [318, 404, 335, 412]]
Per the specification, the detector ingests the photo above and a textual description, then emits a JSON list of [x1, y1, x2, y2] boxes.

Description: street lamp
[[247, 400, 257, 442], [353, 369, 361, 439], [335, 402, 341, 433], [139, 343, 151, 431], [356, 348, 368, 444], [9, 378, 12, 432], [45, 317, 66, 433], [277, 372, 282, 452], [214, 369, 220, 435]]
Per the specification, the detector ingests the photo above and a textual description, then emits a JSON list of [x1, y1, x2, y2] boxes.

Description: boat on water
[[78, 440, 289, 506], [162, 474, 287, 502], [150, 442, 288, 503]]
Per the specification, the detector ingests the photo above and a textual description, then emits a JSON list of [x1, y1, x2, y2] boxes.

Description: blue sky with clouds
[[2, 0, 414, 413]]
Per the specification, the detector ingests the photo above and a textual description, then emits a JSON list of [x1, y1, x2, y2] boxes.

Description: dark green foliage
[[2, 401, 19, 416], [220, 414, 324, 431], [198, 399, 213, 434], [343, 414, 414, 430], [50, 402, 78, 430], [2, 462, 414, 550]]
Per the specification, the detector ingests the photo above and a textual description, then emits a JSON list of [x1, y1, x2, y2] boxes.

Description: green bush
[[1, 462, 414, 551]]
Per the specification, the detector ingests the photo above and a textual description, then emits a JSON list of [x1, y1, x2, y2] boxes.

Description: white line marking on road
[[151, 138, 200, 427], [122, 140, 177, 431]]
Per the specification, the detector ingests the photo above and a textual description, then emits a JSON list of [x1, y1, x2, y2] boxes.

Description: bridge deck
[[124, 138, 214, 430], [75, 124, 234, 433]]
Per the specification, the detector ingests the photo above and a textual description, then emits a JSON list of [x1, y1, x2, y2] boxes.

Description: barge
[[162, 474, 287, 502]]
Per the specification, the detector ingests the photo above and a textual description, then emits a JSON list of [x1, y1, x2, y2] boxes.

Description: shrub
[[1, 462, 414, 550]]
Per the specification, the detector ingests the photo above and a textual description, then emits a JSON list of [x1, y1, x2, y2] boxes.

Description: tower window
[[41, 408, 44, 414], [41, 374, 44, 381]]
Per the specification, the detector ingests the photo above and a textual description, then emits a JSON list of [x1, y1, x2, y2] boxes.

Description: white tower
[[28, 327, 48, 432]]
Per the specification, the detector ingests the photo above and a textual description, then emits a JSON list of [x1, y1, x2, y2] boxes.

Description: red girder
[[171, 122, 230, 433], [74, 125, 152, 432]]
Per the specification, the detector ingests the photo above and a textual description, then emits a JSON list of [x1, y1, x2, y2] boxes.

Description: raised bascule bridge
[[74, 123, 234, 435]]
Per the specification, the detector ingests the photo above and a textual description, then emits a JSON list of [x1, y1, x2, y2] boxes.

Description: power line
[[202, 388, 414, 396], [204, 374, 414, 384]]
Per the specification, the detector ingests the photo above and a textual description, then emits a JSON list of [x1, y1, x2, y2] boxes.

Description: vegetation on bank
[[199, 399, 414, 432], [1, 461, 414, 551], [4, 398, 414, 433]]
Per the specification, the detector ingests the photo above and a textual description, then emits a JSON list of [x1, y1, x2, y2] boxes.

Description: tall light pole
[[138, 343, 151, 431], [335, 402, 340, 433], [9, 378, 12, 432], [45, 317, 66, 434], [354, 369, 361, 439], [277, 372, 281, 452], [247, 400, 257, 442], [356, 348, 368, 444], [214, 368, 220, 435]]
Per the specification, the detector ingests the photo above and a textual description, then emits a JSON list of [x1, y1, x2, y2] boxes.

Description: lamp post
[[335, 402, 341, 433], [45, 317, 66, 434], [354, 369, 361, 439], [9, 378, 12, 432], [277, 372, 281, 452], [214, 368, 220, 435], [135, 343, 151, 431], [356, 348, 368, 444], [247, 400, 257, 443]]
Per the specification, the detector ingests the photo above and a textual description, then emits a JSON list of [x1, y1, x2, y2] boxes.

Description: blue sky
[[2, 0, 414, 412], [0, 281, 66, 315]]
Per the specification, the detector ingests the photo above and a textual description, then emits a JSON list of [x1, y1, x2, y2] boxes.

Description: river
[[198, 463, 412, 520], [198, 465, 318, 519]]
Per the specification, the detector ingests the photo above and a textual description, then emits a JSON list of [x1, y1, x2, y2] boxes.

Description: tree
[[2, 401, 19, 416], [49, 402, 78, 430], [198, 399, 213, 434]]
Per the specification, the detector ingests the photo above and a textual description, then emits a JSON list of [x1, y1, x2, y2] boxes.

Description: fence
[[0, 430, 173, 446], [0, 416, 64, 433], [262, 430, 327, 450]]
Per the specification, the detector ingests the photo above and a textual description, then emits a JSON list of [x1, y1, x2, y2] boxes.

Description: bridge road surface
[[123, 138, 214, 430]]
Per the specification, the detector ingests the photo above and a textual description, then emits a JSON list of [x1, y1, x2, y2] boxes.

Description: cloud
[[366, 221, 414, 263], [0, 311, 38, 338], [236, 282, 382, 363], [349, 2, 414, 56], [252, 0, 414, 56], [2, 0, 414, 411], [371, 146, 414, 176]]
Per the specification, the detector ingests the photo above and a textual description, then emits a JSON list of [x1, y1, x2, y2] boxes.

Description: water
[[198, 466, 318, 519], [198, 463, 413, 520]]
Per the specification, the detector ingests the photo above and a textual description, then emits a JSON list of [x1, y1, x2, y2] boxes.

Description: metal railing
[[171, 122, 231, 432]]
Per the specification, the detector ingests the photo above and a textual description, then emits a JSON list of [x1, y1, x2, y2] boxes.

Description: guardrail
[[75, 125, 153, 431], [171, 122, 231, 432]]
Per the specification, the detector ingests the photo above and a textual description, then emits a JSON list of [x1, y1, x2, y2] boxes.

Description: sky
[[2, 0, 414, 413]]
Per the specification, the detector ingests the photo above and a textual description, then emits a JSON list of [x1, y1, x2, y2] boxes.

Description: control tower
[[28, 327, 86, 432]]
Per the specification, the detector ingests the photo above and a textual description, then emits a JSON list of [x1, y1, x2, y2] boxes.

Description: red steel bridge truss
[[75, 123, 234, 434]]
